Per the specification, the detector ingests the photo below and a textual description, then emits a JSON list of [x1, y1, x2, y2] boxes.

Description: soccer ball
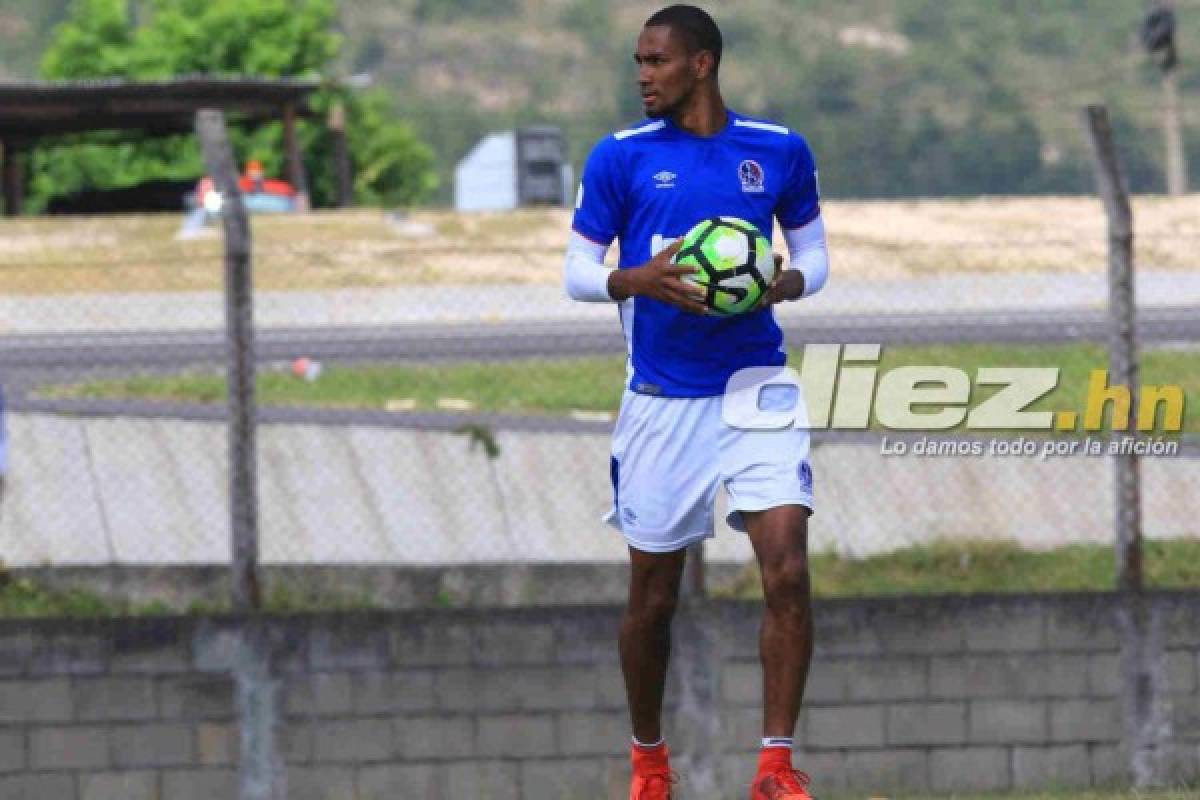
[[674, 217, 776, 315]]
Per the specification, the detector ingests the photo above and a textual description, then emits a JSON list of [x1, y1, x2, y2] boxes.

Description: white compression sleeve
[[782, 216, 830, 298], [563, 232, 615, 302]]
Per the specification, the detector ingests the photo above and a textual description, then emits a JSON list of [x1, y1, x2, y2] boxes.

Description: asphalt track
[[5, 306, 1196, 456], [3, 306, 1199, 375]]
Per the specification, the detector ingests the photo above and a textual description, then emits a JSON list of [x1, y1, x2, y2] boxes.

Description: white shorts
[[604, 386, 814, 553]]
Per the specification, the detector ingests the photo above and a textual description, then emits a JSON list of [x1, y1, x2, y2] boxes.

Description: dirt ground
[[1, 195, 1197, 294]]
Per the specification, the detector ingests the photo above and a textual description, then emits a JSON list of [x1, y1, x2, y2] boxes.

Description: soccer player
[[563, 6, 830, 799]]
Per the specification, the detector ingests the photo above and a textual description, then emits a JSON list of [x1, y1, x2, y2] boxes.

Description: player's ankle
[[631, 736, 669, 769], [757, 737, 794, 771], [632, 735, 667, 753]]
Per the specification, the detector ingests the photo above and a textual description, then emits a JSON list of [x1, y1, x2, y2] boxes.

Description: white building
[[454, 127, 573, 212]]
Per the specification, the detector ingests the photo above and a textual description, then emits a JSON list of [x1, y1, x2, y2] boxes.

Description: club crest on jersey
[[738, 160, 765, 193], [653, 170, 676, 189]]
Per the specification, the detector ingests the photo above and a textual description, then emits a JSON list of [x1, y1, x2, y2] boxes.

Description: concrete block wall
[[0, 594, 1197, 799]]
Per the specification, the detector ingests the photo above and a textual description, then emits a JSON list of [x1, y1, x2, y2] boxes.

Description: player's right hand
[[611, 240, 708, 314]]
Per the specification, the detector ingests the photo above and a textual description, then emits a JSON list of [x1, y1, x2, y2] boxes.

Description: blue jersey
[[572, 110, 820, 397]]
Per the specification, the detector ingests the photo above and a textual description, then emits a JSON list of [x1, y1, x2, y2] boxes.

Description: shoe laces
[[637, 770, 678, 799], [766, 767, 812, 797]]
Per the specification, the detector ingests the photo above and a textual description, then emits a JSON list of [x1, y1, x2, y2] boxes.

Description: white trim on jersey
[[733, 119, 789, 135], [613, 120, 666, 140], [563, 232, 613, 302], [783, 216, 830, 298], [618, 297, 635, 385]]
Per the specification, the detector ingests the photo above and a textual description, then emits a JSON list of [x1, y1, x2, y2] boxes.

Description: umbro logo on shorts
[[653, 170, 676, 189], [622, 507, 639, 525]]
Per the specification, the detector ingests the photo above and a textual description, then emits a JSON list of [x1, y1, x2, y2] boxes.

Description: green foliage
[[42, 0, 337, 79], [456, 424, 500, 459], [342, 90, 438, 207], [38, 0, 134, 77], [30, 0, 436, 209], [27, 132, 203, 212], [0, 568, 174, 617], [13, 0, 1200, 203]]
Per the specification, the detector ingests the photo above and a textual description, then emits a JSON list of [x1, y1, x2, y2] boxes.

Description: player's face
[[635, 25, 699, 118]]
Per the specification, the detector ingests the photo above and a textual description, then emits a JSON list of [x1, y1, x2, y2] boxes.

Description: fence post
[[195, 109, 260, 613], [682, 542, 706, 598], [283, 103, 311, 212], [670, 600, 721, 799], [672, 541, 719, 797], [195, 110, 284, 800], [2, 139, 26, 216], [1082, 104, 1169, 788]]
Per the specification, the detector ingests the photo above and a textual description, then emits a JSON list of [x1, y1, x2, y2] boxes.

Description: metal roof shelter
[[0, 76, 324, 215]]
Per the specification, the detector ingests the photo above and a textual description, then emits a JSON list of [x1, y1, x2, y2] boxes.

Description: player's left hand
[[756, 254, 805, 308]]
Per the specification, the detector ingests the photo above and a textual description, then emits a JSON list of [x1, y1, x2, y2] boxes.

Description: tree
[[31, 0, 436, 210]]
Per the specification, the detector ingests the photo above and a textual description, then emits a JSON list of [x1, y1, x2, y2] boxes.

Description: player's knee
[[761, 552, 811, 609], [630, 588, 679, 627]]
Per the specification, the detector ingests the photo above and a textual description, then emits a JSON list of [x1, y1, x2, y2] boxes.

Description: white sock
[[762, 736, 793, 750]]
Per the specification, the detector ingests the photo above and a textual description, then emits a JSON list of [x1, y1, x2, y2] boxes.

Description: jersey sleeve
[[776, 133, 821, 229], [572, 136, 626, 246]]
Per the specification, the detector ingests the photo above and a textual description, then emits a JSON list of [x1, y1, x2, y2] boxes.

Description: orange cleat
[[630, 769, 678, 800], [630, 743, 677, 800], [750, 766, 815, 800]]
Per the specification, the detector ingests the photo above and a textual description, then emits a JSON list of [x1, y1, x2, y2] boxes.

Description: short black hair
[[645, 5, 722, 75]]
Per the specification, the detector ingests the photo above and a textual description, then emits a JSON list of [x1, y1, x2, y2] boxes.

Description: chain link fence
[[1, 182, 1198, 605]]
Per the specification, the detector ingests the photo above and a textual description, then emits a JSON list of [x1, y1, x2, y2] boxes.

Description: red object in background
[[196, 175, 297, 199], [196, 160, 297, 215], [196, 161, 297, 214]]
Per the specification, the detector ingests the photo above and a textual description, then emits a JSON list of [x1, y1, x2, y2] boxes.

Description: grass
[[720, 539, 1200, 600], [0, 573, 174, 618], [3, 539, 1199, 617], [2, 198, 1199, 294], [45, 343, 1199, 434], [0, 569, 382, 618], [45, 356, 631, 416]]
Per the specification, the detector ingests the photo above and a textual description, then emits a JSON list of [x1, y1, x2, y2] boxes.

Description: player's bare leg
[[743, 504, 815, 800], [621, 545, 687, 742], [620, 545, 687, 798]]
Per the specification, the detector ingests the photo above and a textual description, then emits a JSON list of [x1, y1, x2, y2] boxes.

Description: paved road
[[6, 269, 1200, 334], [5, 305, 1195, 456], [2, 306, 1197, 373]]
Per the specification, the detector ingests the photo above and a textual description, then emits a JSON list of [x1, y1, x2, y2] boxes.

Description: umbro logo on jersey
[[653, 170, 676, 189], [738, 160, 765, 193]]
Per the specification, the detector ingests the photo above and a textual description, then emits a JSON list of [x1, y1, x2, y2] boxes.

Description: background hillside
[[3, 0, 1199, 204]]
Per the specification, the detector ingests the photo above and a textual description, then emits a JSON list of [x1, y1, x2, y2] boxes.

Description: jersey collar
[[661, 108, 738, 140]]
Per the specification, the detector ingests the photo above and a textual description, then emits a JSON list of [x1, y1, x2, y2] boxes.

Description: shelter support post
[[283, 103, 310, 212]]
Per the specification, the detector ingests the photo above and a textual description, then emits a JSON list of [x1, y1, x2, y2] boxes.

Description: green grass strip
[[46, 343, 1198, 433], [719, 538, 1200, 599], [3, 539, 1198, 617]]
